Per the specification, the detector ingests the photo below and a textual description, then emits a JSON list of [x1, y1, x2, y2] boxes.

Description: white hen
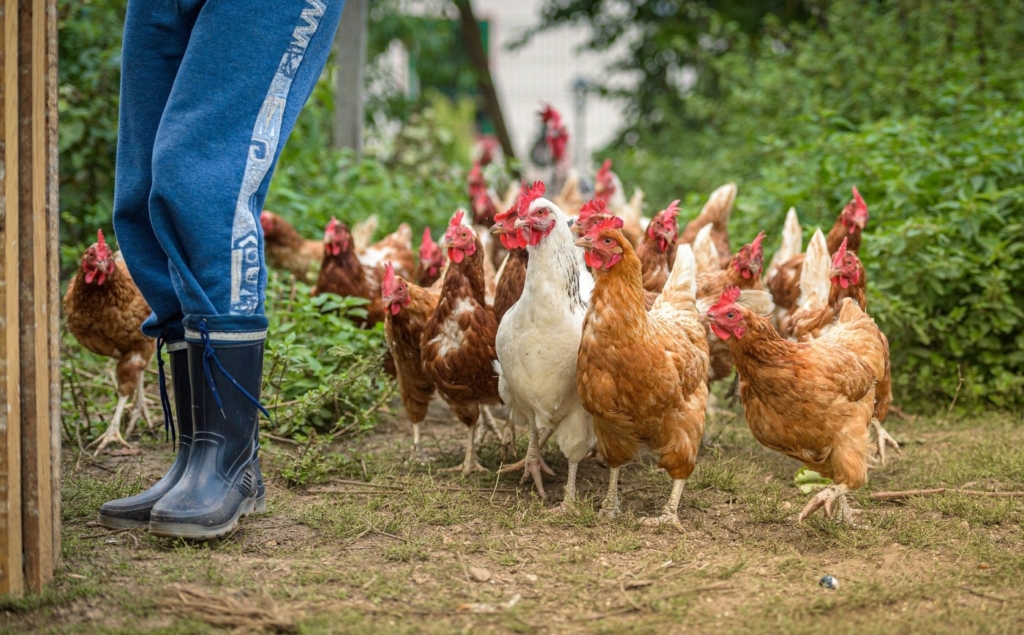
[[493, 184, 595, 506]]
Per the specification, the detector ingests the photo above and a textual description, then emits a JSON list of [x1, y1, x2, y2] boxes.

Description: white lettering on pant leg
[[230, 0, 329, 315]]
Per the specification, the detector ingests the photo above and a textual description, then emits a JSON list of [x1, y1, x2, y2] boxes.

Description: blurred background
[[59, 0, 1024, 416]]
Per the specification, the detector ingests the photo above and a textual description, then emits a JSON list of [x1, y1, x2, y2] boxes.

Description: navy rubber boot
[[149, 328, 267, 539], [99, 340, 192, 528]]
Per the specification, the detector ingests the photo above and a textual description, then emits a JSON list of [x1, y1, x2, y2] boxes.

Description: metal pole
[[333, 0, 367, 154]]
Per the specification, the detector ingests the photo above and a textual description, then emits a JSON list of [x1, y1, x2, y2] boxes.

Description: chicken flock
[[65, 104, 902, 525]]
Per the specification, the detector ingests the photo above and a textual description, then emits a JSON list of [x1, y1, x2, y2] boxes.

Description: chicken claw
[[87, 394, 133, 455], [640, 479, 686, 528], [499, 427, 554, 499], [799, 484, 858, 524], [440, 423, 489, 476], [871, 418, 902, 467]]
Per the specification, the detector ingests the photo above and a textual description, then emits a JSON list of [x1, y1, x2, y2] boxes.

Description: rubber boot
[[99, 341, 192, 528], [149, 328, 267, 539]]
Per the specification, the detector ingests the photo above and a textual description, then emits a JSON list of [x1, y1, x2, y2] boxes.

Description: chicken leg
[[411, 422, 431, 463], [499, 425, 554, 499], [641, 479, 685, 527], [871, 418, 902, 467], [473, 405, 505, 446], [550, 461, 582, 513], [88, 394, 133, 455], [799, 483, 859, 524], [441, 423, 488, 476], [599, 466, 622, 519]]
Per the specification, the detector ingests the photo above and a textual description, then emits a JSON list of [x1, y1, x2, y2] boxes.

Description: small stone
[[978, 563, 991, 570], [819, 574, 840, 590], [524, 573, 538, 583], [469, 567, 492, 582], [781, 501, 793, 510], [264, 540, 278, 547]]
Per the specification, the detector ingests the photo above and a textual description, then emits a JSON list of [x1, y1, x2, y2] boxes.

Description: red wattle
[[710, 323, 731, 340]]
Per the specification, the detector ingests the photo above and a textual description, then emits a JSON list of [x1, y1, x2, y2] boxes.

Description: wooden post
[[453, 0, 516, 163], [332, 0, 366, 154], [0, 0, 25, 598], [0, 0, 59, 597]]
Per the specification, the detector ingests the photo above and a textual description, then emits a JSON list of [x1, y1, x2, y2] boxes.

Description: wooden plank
[[0, 0, 24, 598], [44, 0, 57, 570], [17, 0, 53, 593]]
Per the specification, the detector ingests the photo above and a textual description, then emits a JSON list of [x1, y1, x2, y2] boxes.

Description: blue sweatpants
[[112, 0, 345, 343]]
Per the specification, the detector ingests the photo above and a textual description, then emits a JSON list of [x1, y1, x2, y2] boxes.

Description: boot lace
[[155, 334, 176, 444], [197, 321, 272, 422]]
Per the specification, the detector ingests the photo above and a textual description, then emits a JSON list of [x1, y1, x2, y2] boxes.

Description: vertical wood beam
[[16, 0, 53, 594], [45, 0, 58, 570], [0, 0, 24, 598]]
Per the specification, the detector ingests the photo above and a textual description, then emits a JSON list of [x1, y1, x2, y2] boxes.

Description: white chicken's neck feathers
[[522, 198, 590, 313]]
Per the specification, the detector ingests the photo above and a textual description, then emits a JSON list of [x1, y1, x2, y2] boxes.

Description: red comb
[[585, 215, 624, 239], [421, 227, 435, 248], [450, 209, 466, 228], [750, 231, 766, 254], [516, 181, 547, 215], [540, 104, 561, 124], [382, 262, 396, 295], [662, 199, 681, 221], [852, 185, 865, 209], [831, 237, 849, 268], [712, 285, 742, 311], [97, 229, 106, 245], [578, 198, 608, 223], [596, 159, 612, 179]]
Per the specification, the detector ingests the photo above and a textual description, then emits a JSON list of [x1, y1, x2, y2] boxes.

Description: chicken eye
[[602, 238, 614, 246], [726, 311, 735, 319]]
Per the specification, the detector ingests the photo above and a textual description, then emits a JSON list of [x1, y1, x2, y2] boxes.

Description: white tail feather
[[797, 228, 830, 311], [768, 207, 802, 277], [653, 244, 697, 311], [351, 214, 379, 253], [692, 224, 720, 276], [738, 290, 776, 317], [700, 183, 737, 222]]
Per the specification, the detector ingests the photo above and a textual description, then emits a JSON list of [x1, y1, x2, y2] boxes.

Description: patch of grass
[[61, 471, 147, 521], [690, 448, 739, 493], [745, 484, 792, 524]]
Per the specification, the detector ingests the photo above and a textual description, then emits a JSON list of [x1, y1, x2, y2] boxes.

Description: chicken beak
[[489, 224, 505, 235], [513, 218, 529, 229], [574, 236, 592, 249], [830, 267, 843, 279], [438, 236, 453, 250]]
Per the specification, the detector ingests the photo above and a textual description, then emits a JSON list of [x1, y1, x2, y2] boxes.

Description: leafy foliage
[[556, 0, 1024, 408]]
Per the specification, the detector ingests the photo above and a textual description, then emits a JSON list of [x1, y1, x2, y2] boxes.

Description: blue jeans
[[113, 0, 344, 343]]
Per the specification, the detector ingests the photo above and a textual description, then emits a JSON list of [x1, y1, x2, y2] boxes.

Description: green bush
[[598, 2, 1024, 409]]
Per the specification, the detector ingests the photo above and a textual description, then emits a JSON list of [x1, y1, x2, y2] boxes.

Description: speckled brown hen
[[420, 210, 501, 475], [382, 263, 441, 461], [637, 200, 681, 294]]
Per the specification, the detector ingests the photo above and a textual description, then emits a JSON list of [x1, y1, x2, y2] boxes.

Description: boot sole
[[149, 493, 267, 540], [98, 514, 149, 530]]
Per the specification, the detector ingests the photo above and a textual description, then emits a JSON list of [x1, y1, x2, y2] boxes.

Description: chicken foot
[[799, 484, 859, 524], [871, 418, 902, 467], [440, 423, 488, 476], [88, 394, 133, 455], [499, 426, 554, 499], [641, 479, 685, 527], [599, 466, 622, 519], [550, 461, 581, 513]]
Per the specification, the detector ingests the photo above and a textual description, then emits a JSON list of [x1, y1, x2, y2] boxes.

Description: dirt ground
[[3, 399, 1024, 634]]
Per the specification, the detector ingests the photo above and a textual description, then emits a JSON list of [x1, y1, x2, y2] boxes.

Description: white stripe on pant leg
[[229, 0, 329, 315]]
